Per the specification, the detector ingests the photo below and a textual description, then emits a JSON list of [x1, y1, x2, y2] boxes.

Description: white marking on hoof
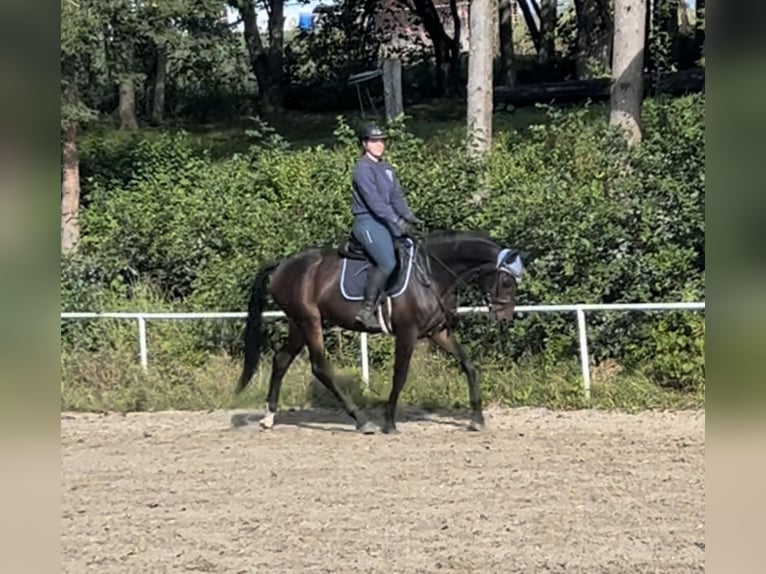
[[358, 421, 380, 434], [260, 411, 275, 430]]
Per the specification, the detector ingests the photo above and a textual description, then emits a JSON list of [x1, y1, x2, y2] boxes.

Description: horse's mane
[[423, 229, 499, 248]]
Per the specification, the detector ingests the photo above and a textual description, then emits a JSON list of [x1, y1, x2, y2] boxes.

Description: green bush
[[65, 94, 705, 395]]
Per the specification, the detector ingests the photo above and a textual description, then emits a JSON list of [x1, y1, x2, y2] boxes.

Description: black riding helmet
[[358, 122, 387, 143]]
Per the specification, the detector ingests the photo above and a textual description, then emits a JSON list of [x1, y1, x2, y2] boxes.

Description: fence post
[[137, 316, 148, 371], [360, 332, 370, 387], [575, 307, 591, 402]]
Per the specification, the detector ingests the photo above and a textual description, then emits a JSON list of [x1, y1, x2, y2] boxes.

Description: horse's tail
[[235, 260, 280, 394]]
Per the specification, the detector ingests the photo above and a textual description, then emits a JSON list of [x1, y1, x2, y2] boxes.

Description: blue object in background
[[298, 13, 313, 31]]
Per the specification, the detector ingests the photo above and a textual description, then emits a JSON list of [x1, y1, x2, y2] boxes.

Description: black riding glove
[[388, 220, 405, 238], [397, 217, 418, 237]]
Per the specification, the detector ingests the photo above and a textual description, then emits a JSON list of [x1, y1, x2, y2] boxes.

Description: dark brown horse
[[235, 230, 523, 434]]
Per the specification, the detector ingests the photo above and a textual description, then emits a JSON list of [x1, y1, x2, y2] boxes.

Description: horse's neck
[[424, 236, 498, 288]]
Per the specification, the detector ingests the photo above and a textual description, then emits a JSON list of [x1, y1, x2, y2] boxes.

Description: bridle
[[489, 248, 523, 308], [415, 240, 523, 316]]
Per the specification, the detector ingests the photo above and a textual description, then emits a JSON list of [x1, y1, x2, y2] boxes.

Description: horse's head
[[423, 231, 524, 323], [476, 248, 523, 322]]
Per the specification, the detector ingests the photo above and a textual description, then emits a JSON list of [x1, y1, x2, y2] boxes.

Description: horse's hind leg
[[261, 321, 305, 430], [303, 316, 378, 434], [430, 329, 485, 431]]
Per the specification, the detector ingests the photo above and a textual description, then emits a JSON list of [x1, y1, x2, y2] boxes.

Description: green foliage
[[283, 0, 466, 110], [61, 0, 254, 126], [635, 311, 705, 390], [64, 94, 705, 398], [61, 0, 104, 128], [162, 16, 256, 122], [61, 346, 704, 413], [284, 0, 383, 111]]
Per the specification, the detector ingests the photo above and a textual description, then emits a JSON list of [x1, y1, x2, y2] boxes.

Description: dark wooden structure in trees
[[493, 67, 704, 107]]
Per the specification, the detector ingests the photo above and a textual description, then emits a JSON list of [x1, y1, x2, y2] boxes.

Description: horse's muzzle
[[488, 304, 515, 323]]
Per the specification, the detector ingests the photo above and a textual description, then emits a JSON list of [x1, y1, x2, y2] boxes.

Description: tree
[[61, 0, 104, 254], [61, 75, 83, 254], [109, 1, 140, 129], [694, 0, 705, 61], [574, 0, 612, 78], [539, 0, 557, 64], [141, 0, 180, 126], [516, 0, 541, 53], [498, 0, 516, 88], [228, 0, 286, 112], [610, 0, 646, 145], [395, 0, 463, 97], [467, 0, 495, 154], [648, 0, 680, 73]]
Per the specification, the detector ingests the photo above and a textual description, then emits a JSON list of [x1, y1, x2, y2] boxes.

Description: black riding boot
[[355, 266, 387, 330]]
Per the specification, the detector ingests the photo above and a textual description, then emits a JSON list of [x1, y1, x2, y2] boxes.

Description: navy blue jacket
[[351, 155, 415, 236]]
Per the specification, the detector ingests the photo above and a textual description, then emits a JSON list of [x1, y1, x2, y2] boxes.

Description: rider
[[350, 122, 423, 330]]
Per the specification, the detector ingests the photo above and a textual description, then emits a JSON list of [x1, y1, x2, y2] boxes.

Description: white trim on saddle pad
[[339, 238, 416, 301]]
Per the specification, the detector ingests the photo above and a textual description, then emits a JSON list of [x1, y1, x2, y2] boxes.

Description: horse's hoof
[[467, 419, 485, 432], [382, 425, 398, 435], [259, 412, 275, 430], [358, 421, 380, 435]]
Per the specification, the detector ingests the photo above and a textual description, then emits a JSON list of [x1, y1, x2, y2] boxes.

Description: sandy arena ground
[[61, 407, 705, 573]]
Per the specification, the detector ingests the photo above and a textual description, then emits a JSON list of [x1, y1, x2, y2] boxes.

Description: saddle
[[338, 234, 369, 261], [337, 234, 412, 270]]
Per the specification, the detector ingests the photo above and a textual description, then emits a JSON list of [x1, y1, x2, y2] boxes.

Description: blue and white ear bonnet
[[496, 248, 523, 284]]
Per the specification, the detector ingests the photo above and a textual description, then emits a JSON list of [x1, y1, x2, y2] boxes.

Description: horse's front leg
[[430, 328, 484, 431], [384, 329, 418, 434]]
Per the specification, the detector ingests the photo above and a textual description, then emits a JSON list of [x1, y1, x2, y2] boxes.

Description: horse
[[235, 230, 523, 434]]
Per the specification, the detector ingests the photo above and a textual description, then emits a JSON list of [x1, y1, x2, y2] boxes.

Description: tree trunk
[[150, 45, 166, 126], [434, 40, 459, 98], [540, 0, 557, 63], [644, 0, 652, 72], [499, 0, 516, 88], [678, 0, 690, 35], [61, 119, 80, 254], [267, 0, 284, 108], [117, 30, 138, 130], [400, 0, 460, 98], [119, 82, 138, 129], [467, 0, 494, 155], [654, 0, 679, 69], [610, 0, 646, 146], [232, 0, 273, 112], [61, 46, 82, 254], [574, 0, 613, 78], [447, 0, 462, 96], [383, 58, 403, 120], [694, 0, 705, 53], [433, 37, 447, 96], [516, 0, 541, 53]]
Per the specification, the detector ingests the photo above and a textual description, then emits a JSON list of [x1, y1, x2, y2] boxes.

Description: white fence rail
[[61, 302, 705, 400]]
